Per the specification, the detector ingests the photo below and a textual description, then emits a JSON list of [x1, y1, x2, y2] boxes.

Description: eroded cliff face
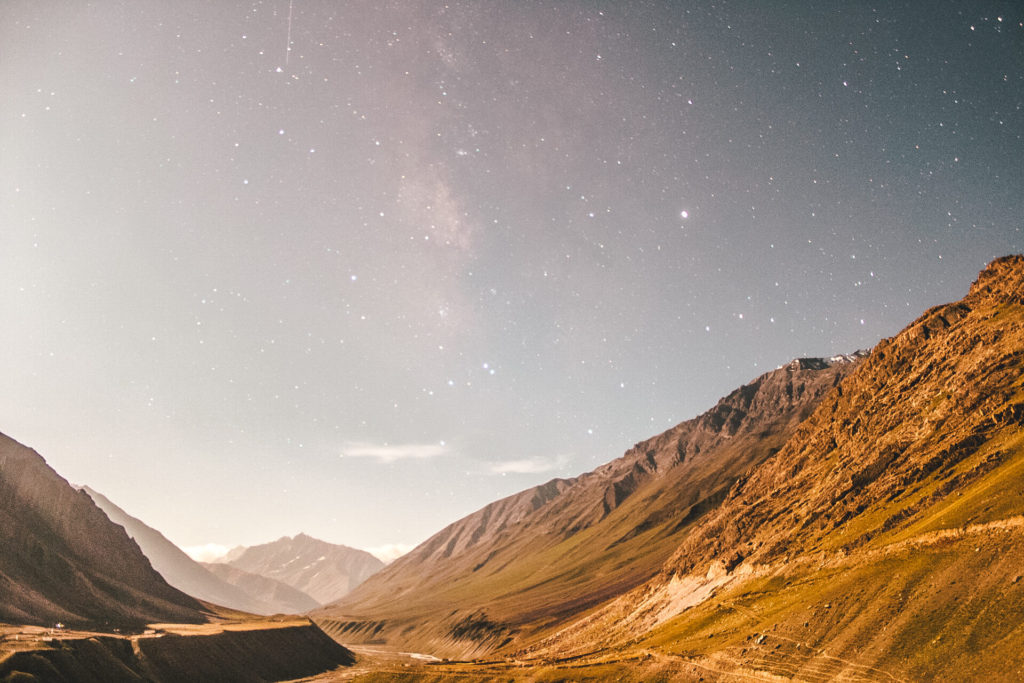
[[319, 348, 864, 657], [0, 433, 205, 627]]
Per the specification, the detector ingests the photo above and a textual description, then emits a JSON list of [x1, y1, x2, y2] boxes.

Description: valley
[[2, 256, 1023, 681], [307, 256, 1024, 680]]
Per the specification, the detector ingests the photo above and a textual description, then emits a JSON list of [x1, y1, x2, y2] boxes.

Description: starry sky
[[2, 1, 1022, 561]]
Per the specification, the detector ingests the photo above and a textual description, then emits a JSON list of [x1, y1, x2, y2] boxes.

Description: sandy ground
[[282, 645, 440, 681]]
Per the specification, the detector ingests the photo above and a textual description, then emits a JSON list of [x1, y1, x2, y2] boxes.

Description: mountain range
[[81, 486, 321, 616], [81, 486, 383, 613], [315, 255, 1024, 680], [218, 533, 384, 606], [2, 256, 1022, 681], [317, 350, 866, 657], [0, 435, 357, 682]]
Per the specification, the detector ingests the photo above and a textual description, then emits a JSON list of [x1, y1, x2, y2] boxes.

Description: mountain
[[316, 350, 866, 656], [527, 254, 1024, 679], [0, 432, 206, 628], [316, 255, 1024, 681], [82, 486, 319, 616], [221, 534, 384, 605], [202, 562, 321, 614]]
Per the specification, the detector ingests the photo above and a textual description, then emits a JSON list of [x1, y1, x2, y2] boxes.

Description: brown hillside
[[317, 351, 864, 657], [0, 432, 206, 628], [0, 618, 356, 682], [663, 254, 1024, 576], [523, 255, 1024, 681]]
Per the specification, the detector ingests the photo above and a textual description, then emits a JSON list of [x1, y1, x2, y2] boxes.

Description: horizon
[[2, 1, 1021, 556]]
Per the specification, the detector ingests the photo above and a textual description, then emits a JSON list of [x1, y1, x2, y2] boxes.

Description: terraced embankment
[[0, 619, 355, 682]]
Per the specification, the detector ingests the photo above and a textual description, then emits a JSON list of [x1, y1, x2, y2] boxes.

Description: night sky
[[2, 1, 1022, 561]]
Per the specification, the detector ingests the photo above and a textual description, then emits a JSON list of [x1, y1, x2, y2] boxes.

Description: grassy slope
[[642, 464, 1024, 681], [324, 259, 1024, 680], [319, 360, 856, 657], [510, 257, 1024, 680]]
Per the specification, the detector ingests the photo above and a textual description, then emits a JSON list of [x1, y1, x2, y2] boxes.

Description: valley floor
[[289, 644, 902, 683]]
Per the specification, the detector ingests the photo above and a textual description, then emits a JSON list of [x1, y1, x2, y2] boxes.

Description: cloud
[[490, 454, 569, 475], [341, 442, 449, 463], [363, 543, 416, 563], [182, 543, 232, 563]]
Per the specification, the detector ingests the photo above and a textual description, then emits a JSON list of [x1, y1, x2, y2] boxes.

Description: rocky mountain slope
[[82, 486, 319, 616], [518, 255, 1024, 680], [317, 350, 866, 656], [0, 433, 206, 628], [317, 255, 1024, 682], [221, 533, 384, 605]]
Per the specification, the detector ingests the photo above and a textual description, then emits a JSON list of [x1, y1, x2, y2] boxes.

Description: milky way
[[1, 1, 1021, 555]]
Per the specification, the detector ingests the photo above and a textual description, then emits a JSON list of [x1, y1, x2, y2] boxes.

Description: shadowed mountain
[[221, 534, 384, 606], [316, 349, 866, 656], [0, 433, 205, 628], [82, 486, 319, 616]]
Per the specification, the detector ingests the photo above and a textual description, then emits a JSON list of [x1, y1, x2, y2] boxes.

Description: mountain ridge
[[318, 351, 866, 656], [0, 433, 206, 627], [318, 256, 1024, 681], [513, 255, 1024, 680], [81, 485, 320, 616], [224, 533, 384, 605]]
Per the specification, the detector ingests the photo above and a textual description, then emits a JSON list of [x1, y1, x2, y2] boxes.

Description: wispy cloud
[[182, 543, 232, 563], [490, 454, 570, 475], [341, 442, 449, 463], [364, 543, 416, 563]]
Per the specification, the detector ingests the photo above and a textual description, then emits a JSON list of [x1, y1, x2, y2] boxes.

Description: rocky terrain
[[82, 486, 319, 616], [220, 533, 384, 605], [0, 433, 206, 628], [3, 256, 1021, 682], [317, 348, 866, 656], [512, 255, 1024, 680], [316, 255, 1024, 681]]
